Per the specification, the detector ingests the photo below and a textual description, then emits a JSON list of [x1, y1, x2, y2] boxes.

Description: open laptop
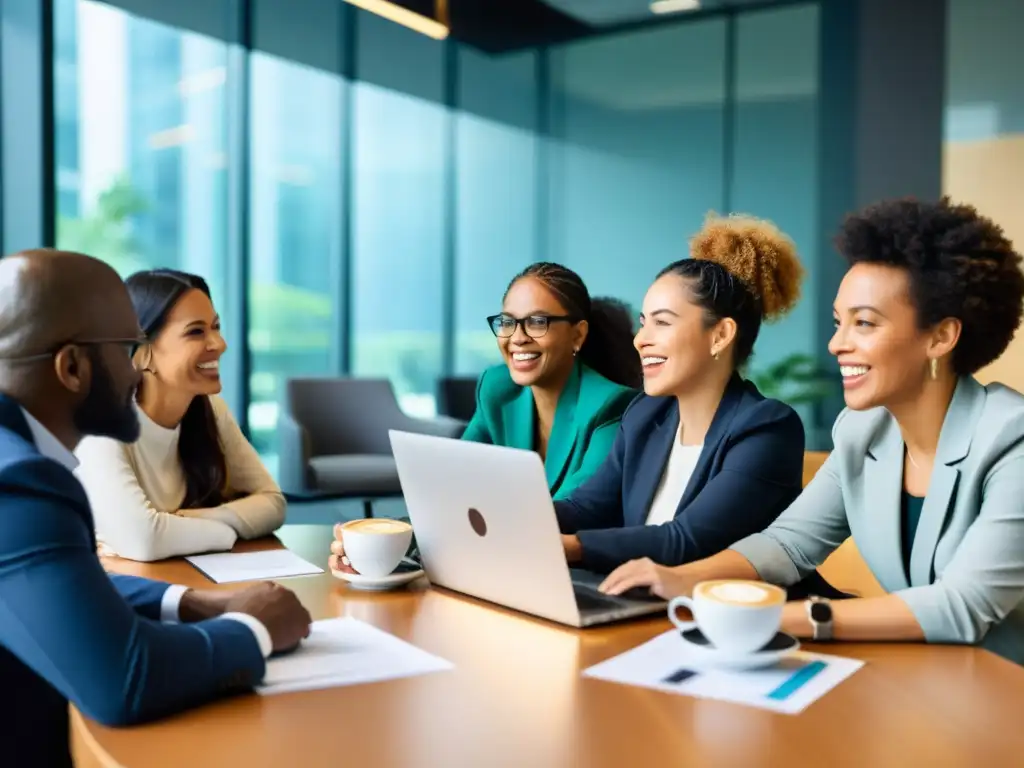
[[388, 430, 666, 628]]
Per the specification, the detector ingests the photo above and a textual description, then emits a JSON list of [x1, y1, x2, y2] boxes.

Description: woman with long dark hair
[[75, 269, 284, 561], [459, 262, 641, 500]]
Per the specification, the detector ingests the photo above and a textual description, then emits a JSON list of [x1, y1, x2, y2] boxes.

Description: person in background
[[75, 269, 285, 562], [0, 250, 310, 767], [600, 198, 1024, 666], [556, 215, 842, 599], [461, 262, 641, 500], [329, 263, 639, 573]]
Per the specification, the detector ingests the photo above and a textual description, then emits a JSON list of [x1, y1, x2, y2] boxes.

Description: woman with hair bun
[[557, 214, 840, 597], [601, 198, 1024, 665]]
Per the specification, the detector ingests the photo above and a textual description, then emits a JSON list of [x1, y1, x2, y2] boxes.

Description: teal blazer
[[462, 361, 638, 500], [732, 376, 1024, 666]]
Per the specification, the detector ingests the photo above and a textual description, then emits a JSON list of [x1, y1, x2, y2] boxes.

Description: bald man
[[0, 250, 311, 767]]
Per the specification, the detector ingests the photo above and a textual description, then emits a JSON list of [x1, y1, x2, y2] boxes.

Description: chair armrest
[[407, 415, 468, 440], [277, 410, 313, 495]]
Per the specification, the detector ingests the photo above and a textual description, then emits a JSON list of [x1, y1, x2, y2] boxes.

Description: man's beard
[[72, 349, 140, 443]]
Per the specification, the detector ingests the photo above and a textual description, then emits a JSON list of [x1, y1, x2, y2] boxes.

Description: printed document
[[186, 549, 324, 584], [258, 617, 453, 696], [583, 630, 863, 714]]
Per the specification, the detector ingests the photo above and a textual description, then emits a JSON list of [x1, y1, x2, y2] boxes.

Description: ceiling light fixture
[[650, 0, 701, 14], [342, 0, 449, 39]]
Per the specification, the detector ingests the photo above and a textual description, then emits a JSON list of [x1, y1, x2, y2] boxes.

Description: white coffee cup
[[337, 518, 413, 579], [667, 579, 786, 656]]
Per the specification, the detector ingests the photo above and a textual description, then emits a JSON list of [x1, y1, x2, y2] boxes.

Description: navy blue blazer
[[0, 395, 265, 767], [555, 375, 806, 573]]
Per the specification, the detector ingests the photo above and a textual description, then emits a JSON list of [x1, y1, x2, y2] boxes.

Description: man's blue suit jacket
[[0, 395, 265, 767]]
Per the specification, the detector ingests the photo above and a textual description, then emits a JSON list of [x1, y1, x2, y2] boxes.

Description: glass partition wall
[[52, 0, 824, 470]]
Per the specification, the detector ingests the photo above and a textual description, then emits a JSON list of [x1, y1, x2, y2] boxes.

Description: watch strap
[[806, 595, 833, 641]]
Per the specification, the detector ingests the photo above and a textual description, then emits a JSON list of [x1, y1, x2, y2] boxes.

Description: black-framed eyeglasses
[[0, 335, 150, 363], [487, 313, 577, 339]]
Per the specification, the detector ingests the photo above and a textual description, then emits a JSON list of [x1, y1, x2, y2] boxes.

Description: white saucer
[[679, 628, 800, 670], [330, 565, 425, 591]]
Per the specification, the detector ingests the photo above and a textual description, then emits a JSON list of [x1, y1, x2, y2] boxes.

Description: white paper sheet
[[186, 549, 324, 584], [257, 617, 453, 696], [583, 630, 864, 714]]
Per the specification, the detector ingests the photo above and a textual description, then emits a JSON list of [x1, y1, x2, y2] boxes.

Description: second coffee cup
[[667, 579, 786, 656]]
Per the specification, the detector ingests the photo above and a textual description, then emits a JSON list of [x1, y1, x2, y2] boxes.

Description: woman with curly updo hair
[[556, 214, 842, 598], [602, 198, 1024, 665]]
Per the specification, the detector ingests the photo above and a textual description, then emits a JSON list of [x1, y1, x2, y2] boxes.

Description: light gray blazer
[[732, 376, 1024, 665]]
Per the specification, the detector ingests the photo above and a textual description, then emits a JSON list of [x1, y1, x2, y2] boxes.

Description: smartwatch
[[806, 595, 833, 641]]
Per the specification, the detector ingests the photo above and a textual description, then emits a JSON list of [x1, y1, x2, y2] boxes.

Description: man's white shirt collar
[[18, 407, 79, 471]]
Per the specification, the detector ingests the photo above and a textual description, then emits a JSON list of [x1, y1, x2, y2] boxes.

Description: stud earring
[[573, 348, 579, 357], [929, 357, 938, 380], [712, 349, 720, 361]]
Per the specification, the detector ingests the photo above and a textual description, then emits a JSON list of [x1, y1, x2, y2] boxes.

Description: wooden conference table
[[74, 524, 1024, 767]]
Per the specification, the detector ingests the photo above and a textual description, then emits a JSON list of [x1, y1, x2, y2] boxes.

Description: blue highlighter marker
[[765, 660, 828, 700]]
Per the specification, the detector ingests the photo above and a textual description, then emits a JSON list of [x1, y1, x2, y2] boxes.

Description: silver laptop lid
[[389, 430, 582, 626]]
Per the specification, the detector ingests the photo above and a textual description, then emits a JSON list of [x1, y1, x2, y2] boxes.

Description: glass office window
[[732, 4, 820, 366], [248, 53, 343, 462], [944, 0, 1024, 387], [351, 13, 446, 417], [454, 47, 538, 375], [547, 21, 727, 312], [945, 0, 1024, 142], [53, 0, 234, 387], [54, 0, 81, 219]]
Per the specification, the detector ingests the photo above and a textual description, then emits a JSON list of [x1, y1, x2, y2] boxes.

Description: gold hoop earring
[[929, 357, 938, 380]]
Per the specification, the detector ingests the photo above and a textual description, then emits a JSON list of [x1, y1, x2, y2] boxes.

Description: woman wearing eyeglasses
[[329, 263, 640, 573], [461, 262, 642, 500], [74, 269, 285, 562], [554, 214, 843, 598]]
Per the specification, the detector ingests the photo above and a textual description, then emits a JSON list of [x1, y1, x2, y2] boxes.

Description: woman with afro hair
[[556, 213, 844, 598], [601, 198, 1024, 665]]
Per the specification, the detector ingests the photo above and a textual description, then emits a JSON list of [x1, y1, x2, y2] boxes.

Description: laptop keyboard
[[574, 586, 621, 612], [573, 582, 664, 611]]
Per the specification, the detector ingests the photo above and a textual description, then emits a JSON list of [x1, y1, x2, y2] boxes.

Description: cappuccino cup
[[668, 580, 785, 656], [337, 518, 413, 579]]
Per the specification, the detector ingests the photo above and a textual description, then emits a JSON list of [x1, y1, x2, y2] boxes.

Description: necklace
[[906, 447, 932, 469], [906, 449, 919, 469]]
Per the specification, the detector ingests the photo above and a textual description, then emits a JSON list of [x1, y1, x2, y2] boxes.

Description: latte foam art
[[346, 519, 410, 534], [707, 582, 771, 603]]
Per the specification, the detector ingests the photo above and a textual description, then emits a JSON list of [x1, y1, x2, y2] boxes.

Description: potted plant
[[747, 352, 838, 406]]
